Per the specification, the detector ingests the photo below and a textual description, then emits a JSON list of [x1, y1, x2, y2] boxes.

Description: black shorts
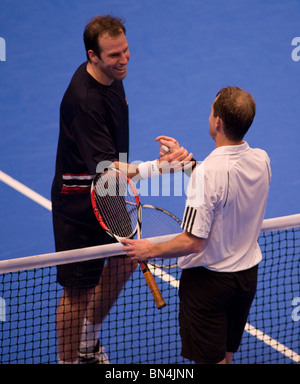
[[179, 265, 258, 364], [53, 214, 114, 289]]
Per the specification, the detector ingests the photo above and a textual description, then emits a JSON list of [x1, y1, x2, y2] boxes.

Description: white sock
[[79, 318, 101, 352]]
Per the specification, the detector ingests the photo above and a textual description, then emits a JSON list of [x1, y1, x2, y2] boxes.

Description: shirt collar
[[209, 141, 249, 157]]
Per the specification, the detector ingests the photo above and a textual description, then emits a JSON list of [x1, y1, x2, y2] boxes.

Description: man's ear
[[215, 116, 222, 132], [88, 50, 100, 64]]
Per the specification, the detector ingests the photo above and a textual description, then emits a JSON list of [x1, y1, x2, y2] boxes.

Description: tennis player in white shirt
[[123, 86, 271, 364]]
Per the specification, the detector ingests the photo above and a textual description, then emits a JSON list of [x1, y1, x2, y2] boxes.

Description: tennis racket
[[141, 205, 182, 269], [91, 167, 166, 309]]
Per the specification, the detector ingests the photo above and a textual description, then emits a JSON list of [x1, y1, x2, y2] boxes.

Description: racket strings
[[94, 171, 139, 238], [141, 205, 182, 269]]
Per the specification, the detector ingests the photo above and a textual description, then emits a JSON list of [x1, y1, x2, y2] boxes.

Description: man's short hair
[[83, 15, 126, 61], [213, 86, 256, 141]]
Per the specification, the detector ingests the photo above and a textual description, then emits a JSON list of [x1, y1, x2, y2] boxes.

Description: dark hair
[[83, 15, 126, 61], [213, 86, 256, 141]]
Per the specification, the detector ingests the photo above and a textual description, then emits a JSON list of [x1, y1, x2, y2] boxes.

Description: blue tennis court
[[0, 0, 299, 364]]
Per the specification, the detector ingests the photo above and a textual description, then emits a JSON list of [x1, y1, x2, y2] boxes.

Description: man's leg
[[57, 286, 93, 363], [90, 256, 138, 324], [216, 352, 233, 364], [79, 256, 138, 353], [226, 352, 233, 364]]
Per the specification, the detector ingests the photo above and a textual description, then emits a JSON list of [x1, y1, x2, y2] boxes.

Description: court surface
[[0, 0, 299, 364]]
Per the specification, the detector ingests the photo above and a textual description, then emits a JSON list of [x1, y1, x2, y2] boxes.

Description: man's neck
[[86, 61, 113, 86]]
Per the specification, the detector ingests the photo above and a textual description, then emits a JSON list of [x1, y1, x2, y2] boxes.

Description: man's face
[[96, 31, 130, 85]]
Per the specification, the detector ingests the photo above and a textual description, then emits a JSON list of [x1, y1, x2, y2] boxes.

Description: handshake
[[98, 135, 196, 181], [136, 135, 195, 180]]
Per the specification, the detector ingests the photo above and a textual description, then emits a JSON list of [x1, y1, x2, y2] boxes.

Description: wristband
[[137, 160, 160, 180]]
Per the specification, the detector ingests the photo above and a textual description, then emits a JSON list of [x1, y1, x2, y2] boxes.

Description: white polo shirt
[[179, 142, 271, 272]]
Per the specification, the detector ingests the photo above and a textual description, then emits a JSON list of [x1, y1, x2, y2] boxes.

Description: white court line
[[1, 169, 299, 363], [244, 324, 300, 363], [0, 170, 52, 211]]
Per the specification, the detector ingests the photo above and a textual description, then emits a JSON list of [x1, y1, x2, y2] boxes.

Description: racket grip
[[139, 262, 166, 309]]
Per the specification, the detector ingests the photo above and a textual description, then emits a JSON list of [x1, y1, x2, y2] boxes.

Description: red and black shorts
[[179, 265, 258, 364]]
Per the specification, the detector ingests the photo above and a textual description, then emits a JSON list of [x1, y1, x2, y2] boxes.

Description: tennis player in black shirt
[[51, 15, 193, 364]]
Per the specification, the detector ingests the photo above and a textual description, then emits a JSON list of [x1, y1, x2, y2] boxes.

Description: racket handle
[[139, 262, 166, 309]]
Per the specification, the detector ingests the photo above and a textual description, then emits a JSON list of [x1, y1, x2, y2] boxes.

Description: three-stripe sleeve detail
[[181, 206, 197, 233]]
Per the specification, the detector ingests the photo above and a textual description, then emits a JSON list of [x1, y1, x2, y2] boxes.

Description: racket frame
[[91, 169, 141, 241], [91, 167, 166, 309]]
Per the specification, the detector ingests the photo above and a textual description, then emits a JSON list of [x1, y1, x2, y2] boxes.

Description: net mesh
[[0, 217, 299, 364]]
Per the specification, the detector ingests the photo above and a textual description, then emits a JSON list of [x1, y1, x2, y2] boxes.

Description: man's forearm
[[123, 231, 206, 263], [150, 231, 205, 260]]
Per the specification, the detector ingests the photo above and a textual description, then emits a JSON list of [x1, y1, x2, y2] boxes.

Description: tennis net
[[0, 213, 299, 364]]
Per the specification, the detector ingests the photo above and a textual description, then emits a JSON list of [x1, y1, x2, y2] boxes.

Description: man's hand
[[122, 238, 153, 262], [155, 135, 180, 156], [155, 135, 195, 173], [122, 232, 206, 262]]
